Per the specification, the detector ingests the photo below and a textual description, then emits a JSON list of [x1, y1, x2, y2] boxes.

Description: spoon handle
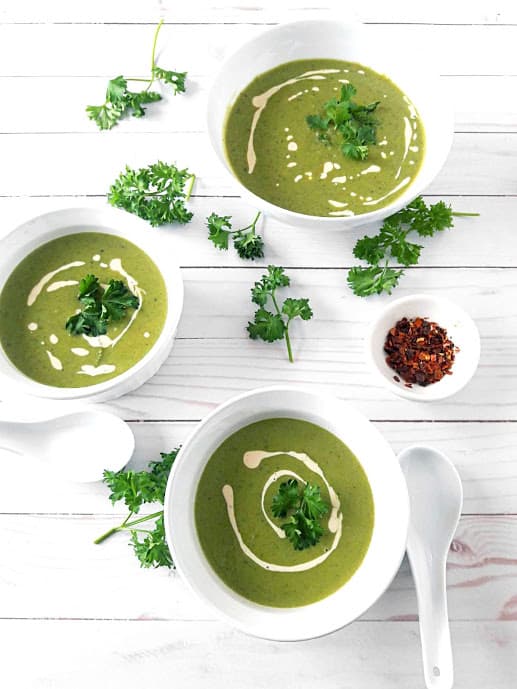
[[408, 542, 454, 689]]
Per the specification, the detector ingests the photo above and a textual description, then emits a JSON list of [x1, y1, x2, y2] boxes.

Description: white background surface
[[0, 1, 516, 687]]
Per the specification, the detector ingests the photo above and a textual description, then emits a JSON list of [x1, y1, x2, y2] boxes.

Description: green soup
[[195, 418, 375, 607], [225, 59, 424, 217], [0, 232, 167, 387]]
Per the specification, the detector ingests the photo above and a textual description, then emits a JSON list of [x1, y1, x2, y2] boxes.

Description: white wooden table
[[1, 2, 516, 687]]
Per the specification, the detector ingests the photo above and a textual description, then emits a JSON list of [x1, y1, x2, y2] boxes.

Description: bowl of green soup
[[0, 207, 183, 401], [165, 386, 409, 640], [207, 20, 453, 229]]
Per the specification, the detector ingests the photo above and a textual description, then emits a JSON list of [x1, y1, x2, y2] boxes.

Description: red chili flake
[[384, 316, 458, 388]]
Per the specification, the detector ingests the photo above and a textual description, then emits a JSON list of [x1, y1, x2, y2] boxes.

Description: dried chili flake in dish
[[384, 316, 458, 387]]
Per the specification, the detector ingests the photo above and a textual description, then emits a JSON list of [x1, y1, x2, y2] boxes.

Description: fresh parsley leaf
[[247, 266, 312, 362], [130, 514, 173, 568], [86, 101, 125, 131], [124, 89, 162, 118], [271, 479, 329, 551], [347, 264, 403, 297], [300, 483, 329, 521], [86, 21, 187, 130], [271, 479, 300, 518], [152, 66, 187, 94], [347, 197, 479, 297], [95, 448, 180, 569], [102, 280, 140, 321], [353, 234, 386, 264], [207, 213, 232, 250], [262, 265, 290, 291], [78, 274, 102, 301], [65, 311, 108, 337], [281, 297, 313, 322], [283, 511, 324, 551], [103, 468, 157, 513], [247, 308, 285, 342], [307, 83, 380, 160], [206, 211, 264, 260], [233, 229, 264, 260], [108, 161, 195, 226], [65, 275, 139, 336]]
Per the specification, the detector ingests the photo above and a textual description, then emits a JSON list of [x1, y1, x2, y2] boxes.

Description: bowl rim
[[366, 293, 481, 401], [164, 385, 410, 641], [0, 206, 184, 400], [206, 18, 454, 228]]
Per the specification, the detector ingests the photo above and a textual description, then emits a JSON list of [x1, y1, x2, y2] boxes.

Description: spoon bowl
[[0, 410, 135, 483], [399, 445, 463, 689]]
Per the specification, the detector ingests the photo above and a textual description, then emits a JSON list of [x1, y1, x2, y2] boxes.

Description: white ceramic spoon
[[0, 410, 135, 483], [399, 445, 463, 689]]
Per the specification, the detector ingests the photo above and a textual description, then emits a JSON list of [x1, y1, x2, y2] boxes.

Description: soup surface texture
[[225, 59, 424, 217], [195, 418, 375, 607], [0, 232, 167, 387]]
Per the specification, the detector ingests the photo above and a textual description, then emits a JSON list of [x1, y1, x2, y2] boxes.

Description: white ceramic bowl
[[207, 20, 453, 230], [0, 207, 184, 402], [367, 294, 481, 401], [165, 386, 409, 641]]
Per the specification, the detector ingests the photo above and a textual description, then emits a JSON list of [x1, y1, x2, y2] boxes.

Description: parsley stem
[[284, 326, 294, 363], [150, 19, 164, 73], [93, 510, 163, 545], [143, 19, 164, 92], [239, 211, 261, 234], [451, 212, 480, 217], [185, 174, 196, 200], [269, 290, 293, 362], [93, 525, 120, 545], [122, 511, 163, 529], [270, 292, 281, 316]]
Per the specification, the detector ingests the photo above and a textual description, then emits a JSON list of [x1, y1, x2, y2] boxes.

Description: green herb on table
[[247, 265, 313, 363], [108, 161, 195, 226], [86, 20, 187, 130], [206, 211, 264, 260], [94, 449, 179, 568], [347, 197, 480, 297], [271, 478, 329, 551], [306, 83, 380, 161], [65, 274, 139, 336]]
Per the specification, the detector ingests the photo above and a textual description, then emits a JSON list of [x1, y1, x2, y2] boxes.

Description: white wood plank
[[0, 267, 513, 421], [1, 0, 515, 25], [0, 195, 510, 268], [1, 75, 515, 133], [2, 619, 517, 689], [1, 421, 516, 514], [0, 514, 516, 623], [0, 132, 514, 196], [97, 336, 516, 422], [171, 267, 516, 339], [0, 24, 515, 77]]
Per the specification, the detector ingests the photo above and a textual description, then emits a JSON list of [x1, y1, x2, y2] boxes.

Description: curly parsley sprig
[[347, 197, 479, 297], [271, 478, 329, 550], [247, 265, 313, 363], [94, 449, 179, 569], [307, 83, 380, 161], [65, 274, 139, 336], [108, 161, 195, 226], [206, 211, 264, 260], [86, 20, 187, 130]]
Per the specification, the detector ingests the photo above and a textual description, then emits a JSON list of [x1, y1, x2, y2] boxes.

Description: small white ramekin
[[207, 20, 454, 230], [367, 294, 481, 401], [0, 207, 183, 402]]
